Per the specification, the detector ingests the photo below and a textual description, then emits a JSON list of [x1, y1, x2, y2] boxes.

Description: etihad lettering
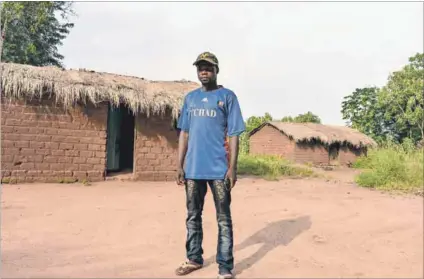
[[190, 108, 217, 118]]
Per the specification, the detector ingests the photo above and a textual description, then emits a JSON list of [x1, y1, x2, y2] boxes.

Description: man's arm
[[177, 131, 189, 170], [225, 91, 246, 187], [228, 135, 240, 172], [176, 96, 190, 184]]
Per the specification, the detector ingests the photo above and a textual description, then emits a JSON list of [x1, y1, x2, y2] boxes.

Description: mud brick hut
[[248, 121, 377, 166], [0, 63, 199, 183]]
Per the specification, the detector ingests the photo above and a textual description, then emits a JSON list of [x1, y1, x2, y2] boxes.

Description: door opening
[[328, 144, 340, 166], [106, 103, 135, 175]]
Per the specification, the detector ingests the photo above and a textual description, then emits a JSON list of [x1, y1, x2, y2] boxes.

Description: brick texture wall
[[1, 99, 107, 183], [338, 146, 365, 166], [133, 112, 178, 181], [249, 125, 295, 160], [293, 142, 329, 165], [249, 124, 329, 165], [249, 124, 368, 166]]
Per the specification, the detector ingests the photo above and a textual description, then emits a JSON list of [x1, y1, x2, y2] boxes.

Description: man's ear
[[216, 66, 220, 74]]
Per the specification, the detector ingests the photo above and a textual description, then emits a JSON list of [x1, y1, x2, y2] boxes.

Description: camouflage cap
[[193, 51, 219, 66]]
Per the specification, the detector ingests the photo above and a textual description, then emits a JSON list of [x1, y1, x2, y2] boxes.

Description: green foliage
[[240, 113, 273, 154], [281, 115, 293, 122], [57, 177, 78, 183], [239, 133, 250, 155], [239, 111, 322, 154], [1, 1, 75, 67], [379, 53, 424, 143], [341, 87, 387, 143], [282, 111, 321, 124], [341, 53, 424, 145], [237, 154, 315, 180], [352, 142, 423, 194], [245, 113, 273, 133]]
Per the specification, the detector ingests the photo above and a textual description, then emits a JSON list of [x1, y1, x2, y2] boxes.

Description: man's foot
[[175, 260, 203, 276], [217, 270, 234, 279]]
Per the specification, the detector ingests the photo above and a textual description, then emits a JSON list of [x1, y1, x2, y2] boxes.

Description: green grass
[[237, 154, 315, 180], [352, 143, 423, 195]]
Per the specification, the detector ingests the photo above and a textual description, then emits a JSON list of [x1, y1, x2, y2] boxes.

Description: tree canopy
[[281, 111, 321, 124], [239, 111, 322, 154], [0, 1, 75, 68], [379, 53, 423, 142], [341, 53, 423, 144]]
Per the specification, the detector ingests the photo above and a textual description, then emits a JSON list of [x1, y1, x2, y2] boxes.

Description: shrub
[[352, 141, 423, 194], [237, 154, 315, 180]]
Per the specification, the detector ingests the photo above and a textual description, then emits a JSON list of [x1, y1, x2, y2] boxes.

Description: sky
[[60, 1, 423, 125]]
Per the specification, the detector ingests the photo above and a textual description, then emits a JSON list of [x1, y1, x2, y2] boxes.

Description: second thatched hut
[[248, 121, 377, 166], [1, 62, 199, 183]]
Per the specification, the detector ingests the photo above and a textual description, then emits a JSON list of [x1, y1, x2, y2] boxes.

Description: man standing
[[175, 52, 245, 279]]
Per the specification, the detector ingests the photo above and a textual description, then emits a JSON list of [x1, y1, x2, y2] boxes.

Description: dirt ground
[[1, 169, 423, 278]]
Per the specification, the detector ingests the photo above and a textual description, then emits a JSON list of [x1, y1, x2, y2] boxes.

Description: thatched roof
[[249, 121, 377, 147], [1, 62, 199, 119]]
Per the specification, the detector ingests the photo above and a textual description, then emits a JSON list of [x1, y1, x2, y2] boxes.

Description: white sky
[[60, 1, 423, 125]]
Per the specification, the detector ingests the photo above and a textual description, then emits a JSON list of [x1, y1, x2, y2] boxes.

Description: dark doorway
[[106, 103, 135, 174], [328, 143, 340, 166]]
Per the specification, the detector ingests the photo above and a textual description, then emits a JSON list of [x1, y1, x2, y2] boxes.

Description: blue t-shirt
[[177, 87, 246, 180]]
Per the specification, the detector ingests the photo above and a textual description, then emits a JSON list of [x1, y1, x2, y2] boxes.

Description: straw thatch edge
[[249, 121, 377, 148], [0, 62, 200, 120]]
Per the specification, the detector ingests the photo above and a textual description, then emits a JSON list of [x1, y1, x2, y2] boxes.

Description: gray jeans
[[184, 179, 234, 273]]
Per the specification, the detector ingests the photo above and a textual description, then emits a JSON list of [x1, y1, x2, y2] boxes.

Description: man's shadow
[[204, 215, 311, 276]]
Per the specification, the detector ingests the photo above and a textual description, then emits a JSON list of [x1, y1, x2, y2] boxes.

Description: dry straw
[[250, 121, 377, 148], [1, 62, 199, 119]]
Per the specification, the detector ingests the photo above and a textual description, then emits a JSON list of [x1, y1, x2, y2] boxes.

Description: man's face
[[196, 61, 217, 85]]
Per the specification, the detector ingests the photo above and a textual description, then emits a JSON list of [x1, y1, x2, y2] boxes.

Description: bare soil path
[[1, 171, 423, 278]]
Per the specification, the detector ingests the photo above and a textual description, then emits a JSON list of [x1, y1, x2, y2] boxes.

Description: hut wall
[[249, 125, 295, 159], [249, 122, 372, 166], [293, 142, 329, 165], [338, 146, 365, 166], [133, 112, 178, 181], [1, 98, 108, 183], [249, 124, 328, 165]]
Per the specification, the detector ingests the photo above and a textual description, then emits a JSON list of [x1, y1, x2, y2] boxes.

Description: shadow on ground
[[204, 215, 312, 276]]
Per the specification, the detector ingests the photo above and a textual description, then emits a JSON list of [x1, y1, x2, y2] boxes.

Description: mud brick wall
[[133, 113, 178, 181], [249, 124, 329, 165], [249, 125, 295, 160], [338, 146, 365, 166], [293, 143, 329, 165], [1, 99, 108, 183]]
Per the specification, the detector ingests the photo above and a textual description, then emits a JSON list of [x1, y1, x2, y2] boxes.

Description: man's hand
[[224, 167, 237, 190], [176, 167, 185, 186], [177, 131, 188, 186], [226, 136, 240, 191]]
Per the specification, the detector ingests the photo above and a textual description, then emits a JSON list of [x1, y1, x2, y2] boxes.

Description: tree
[[240, 113, 273, 154], [245, 112, 273, 133], [341, 87, 387, 143], [341, 53, 424, 144], [0, 2, 23, 62], [1, 1, 75, 67], [294, 111, 321, 123], [378, 53, 424, 142], [281, 111, 322, 124], [281, 116, 294, 122]]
